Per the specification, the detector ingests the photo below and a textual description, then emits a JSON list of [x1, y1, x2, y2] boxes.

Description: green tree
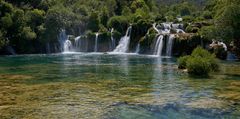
[[88, 11, 100, 32], [107, 16, 129, 35], [21, 27, 36, 40], [44, 5, 77, 42], [1, 13, 13, 29], [0, 0, 14, 17], [26, 9, 45, 29], [215, 4, 240, 41], [131, 0, 150, 13]]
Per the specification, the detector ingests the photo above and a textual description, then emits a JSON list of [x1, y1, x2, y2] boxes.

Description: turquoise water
[[0, 53, 239, 119]]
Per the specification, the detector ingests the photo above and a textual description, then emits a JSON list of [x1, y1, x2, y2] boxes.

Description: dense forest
[[0, 0, 239, 58]]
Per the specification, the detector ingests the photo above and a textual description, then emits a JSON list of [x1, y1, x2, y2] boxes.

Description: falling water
[[152, 22, 186, 56], [111, 28, 116, 51], [94, 33, 99, 52], [113, 26, 132, 53], [63, 36, 73, 52], [153, 23, 160, 33], [75, 36, 81, 51], [154, 35, 164, 56], [153, 23, 171, 34], [58, 29, 68, 52], [135, 43, 140, 54], [161, 23, 171, 29], [171, 23, 183, 29], [176, 29, 185, 33], [166, 34, 175, 56]]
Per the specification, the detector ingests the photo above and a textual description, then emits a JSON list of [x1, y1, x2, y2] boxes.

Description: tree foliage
[[0, 0, 239, 55]]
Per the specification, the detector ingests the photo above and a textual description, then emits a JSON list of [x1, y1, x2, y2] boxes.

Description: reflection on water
[[0, 53, 239, 119]]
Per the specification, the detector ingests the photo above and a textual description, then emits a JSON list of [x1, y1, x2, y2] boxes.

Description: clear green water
[[0, 53, 239, 119]]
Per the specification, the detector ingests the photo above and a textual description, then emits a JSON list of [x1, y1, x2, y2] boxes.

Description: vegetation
[[178, 47, 219, 76], [0, 0, 239, 56]]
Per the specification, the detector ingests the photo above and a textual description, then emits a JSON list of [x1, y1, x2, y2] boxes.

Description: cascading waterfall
[[58, 29, 74, 52], [111, 28, 116, 51], [74, 36, 81, 51], [166, 34, 175, 56], [154, 35, 164, 56], [135, 43, 140, 54], [75, 36, 81, 47], [153, 23, 160, 33], [94, 33, 99, 52], [63, 37, 73, 52], [152, 22, 185, 56], [176, 29, 185, 33], [57, 22, 185, 54], [113, 26, 132, 53], [58, 29, 68, 52]]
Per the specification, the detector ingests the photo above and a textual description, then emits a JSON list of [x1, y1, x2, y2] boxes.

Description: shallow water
[[0, 53, 239, 119]]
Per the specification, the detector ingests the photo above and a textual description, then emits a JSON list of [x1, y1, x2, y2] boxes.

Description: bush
[[178, 47, 219, 76], [202, 11, 213, 19], [187, 57, 211, 76], [186, 25, 199, 33], [178, 55, 190, 69]]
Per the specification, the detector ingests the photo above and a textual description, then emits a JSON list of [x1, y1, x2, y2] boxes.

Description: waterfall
[[154, 35, 164, 56], [153, 23, 160, 33], [176, 29, 185, 33], [166, 34, 175, 56], [152, 22, 186, 56], [94, 33, 99, 52], [63, 37, 73, 52], [113, 26, 132, 53], [58, 29, 68, 52], [135, 43, 140, 54], [171, 23, 183, 29], [74, 36, 81, 51], [153, 23, 171, 34], [111, 28, 116, 51], [161, 23, 171, 29]]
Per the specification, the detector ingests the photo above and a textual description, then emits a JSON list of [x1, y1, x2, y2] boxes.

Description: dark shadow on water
[[104, 102, 235, 119]]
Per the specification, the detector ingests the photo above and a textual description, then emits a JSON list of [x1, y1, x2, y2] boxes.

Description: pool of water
[[0, 53, 239, 119]]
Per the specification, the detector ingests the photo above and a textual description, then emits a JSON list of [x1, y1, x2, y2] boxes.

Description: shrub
[[191, 46, 212, 58], [187, 57, 211, 76], [186, 25, 199, 33], [202, 10, 213, 19], [178, 47, 220, 76], [178, 55, 190, 69]]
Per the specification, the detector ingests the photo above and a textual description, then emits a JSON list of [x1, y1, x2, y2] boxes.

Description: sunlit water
[[0, 53, 239, 119]]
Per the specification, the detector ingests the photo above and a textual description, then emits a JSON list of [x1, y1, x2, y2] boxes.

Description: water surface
[[0, 53, 239, 119]]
